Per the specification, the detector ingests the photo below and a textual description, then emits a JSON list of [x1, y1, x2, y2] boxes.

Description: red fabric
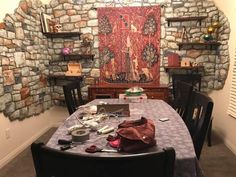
[[108, 138, 120, 148], [98, 6, 161, 85], [117, 117, 156, 144], [116, 117, 156, 152]]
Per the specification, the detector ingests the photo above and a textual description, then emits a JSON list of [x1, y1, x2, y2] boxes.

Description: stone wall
[[162, 0, 230, 92], [0, 0, 52, 120], [0, 0, 230, 120], [46, 0, 229, 95]]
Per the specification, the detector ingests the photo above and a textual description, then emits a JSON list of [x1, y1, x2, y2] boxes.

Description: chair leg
[[207, 118, 213, 147]]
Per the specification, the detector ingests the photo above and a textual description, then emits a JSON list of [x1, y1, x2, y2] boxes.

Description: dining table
[[47, 99, 204, 177]]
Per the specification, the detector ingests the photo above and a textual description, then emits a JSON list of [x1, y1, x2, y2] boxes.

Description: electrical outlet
[[5, 128, 10, 139]]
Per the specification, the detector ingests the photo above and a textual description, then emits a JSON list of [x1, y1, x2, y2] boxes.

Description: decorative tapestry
[[98, 6, 161, 85]]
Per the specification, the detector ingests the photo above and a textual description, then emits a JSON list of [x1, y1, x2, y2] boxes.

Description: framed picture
[[40, 12, 52, 33]]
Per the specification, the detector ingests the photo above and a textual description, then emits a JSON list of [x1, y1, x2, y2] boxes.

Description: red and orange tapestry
[[98, 6, 161, 85]]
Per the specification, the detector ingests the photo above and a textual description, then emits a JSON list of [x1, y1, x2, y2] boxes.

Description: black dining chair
[[31, 142, 176, 177], [171, 81, 193, 123], [170, 73, 200, 106], [172, 74, 201, 94], [185, 91, 213, 159], [63, 81, 84, 115], [171, 74, 213, 147]]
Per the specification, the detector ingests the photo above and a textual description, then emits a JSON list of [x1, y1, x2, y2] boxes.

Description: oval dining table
[[47, 99, 204, 177]]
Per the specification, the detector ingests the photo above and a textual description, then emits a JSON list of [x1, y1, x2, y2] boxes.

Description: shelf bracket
[[167, 21, 170, 27]]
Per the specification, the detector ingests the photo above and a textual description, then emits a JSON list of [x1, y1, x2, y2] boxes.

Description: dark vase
[[203, 34, 213, 41]]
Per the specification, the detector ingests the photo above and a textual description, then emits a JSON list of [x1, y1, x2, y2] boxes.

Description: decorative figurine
[[207, 26, 214, 33], [181, 26, 189, 42], [65, 62, 82, 76], [81, 36, 92, 54], [48, 20, 62, 33], [181, 59, 191, 67], [62, 47, 72, 55], [203, 14, 220, 42], [203, 33, 213, 41], [53, 22, 62, 33], [192, 62, 199, 67], [81, 37, 91, 47]]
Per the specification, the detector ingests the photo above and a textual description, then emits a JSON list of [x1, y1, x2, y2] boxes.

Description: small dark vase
[[203, 34, 213, 41]]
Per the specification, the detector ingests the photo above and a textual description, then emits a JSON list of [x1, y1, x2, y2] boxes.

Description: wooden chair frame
[[63, 81, 84, 115], [186, 91, 213, 159]]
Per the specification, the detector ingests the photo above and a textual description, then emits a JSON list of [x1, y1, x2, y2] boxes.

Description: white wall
[[0, 0, 50, 21], [0, 0, 68, 169], [1, 1, 22, 21], [0, 107, 67, 168], [211, 0, 236, 154]]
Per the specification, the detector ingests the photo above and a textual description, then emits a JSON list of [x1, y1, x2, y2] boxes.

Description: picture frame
[[40, 12, 52, 33]]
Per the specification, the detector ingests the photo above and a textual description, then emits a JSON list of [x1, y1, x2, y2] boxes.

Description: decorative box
[[168, 53, 180, 67], [181, 59, 191, 67], [119, 94, 147, 103], [65, 62, 82, 76]]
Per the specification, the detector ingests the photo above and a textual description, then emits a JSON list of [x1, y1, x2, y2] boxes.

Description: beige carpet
[[200, 131, 236, 177]]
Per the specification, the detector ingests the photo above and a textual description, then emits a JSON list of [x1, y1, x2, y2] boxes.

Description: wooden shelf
[[49, 54, 95, 64], [43, 32, 82, 38], [166, 16, 207, 26], [48, 74, 83, 86], [164, 66, 204, 72], [63, 54, 94, 61], [178, 41, 221, 50], [48, 74, 83, 80]]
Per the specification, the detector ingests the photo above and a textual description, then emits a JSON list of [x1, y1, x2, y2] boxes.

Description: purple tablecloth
[[47, 99, 204, 177]]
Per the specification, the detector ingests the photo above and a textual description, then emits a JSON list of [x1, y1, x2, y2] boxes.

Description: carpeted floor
[[0, 128, 236, 177], [0, 128, 57, 177], [200, 131, 236, 177]]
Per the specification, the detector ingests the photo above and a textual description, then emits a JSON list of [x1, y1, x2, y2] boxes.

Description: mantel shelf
[[49, 54, 95, 64], [48, 74, 83, 79], [63, 54, 95, 60], [43, 32, 82, 38], [166, 16, 207, 26], [164, 66, 204, 72], [178, 41, 221, 50], [48, 74, 83, 86]]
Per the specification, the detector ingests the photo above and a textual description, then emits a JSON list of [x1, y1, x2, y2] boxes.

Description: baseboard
[[0, 125, 52, 169], [215, 131, 236, 156], [52, 122, 63, 127], [224, 138, 236, 156]]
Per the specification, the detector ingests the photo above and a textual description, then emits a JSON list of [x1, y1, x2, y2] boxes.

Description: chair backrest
[[186, 91, 213, 159], [31, 142, 176, 177], [63, 81, 83, 115], [172, 74, 201, 96], [172, 81, 193, 122]]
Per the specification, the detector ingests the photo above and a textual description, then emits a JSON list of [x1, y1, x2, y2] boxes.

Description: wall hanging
[[98, 6, 161, 85]]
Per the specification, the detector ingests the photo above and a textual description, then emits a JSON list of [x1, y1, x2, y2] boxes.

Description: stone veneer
[[0, 0, 51, 120], [0, 0, 230, 120]]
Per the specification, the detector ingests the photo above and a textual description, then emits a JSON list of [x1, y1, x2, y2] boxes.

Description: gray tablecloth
[[47, 99, 204, 177]]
